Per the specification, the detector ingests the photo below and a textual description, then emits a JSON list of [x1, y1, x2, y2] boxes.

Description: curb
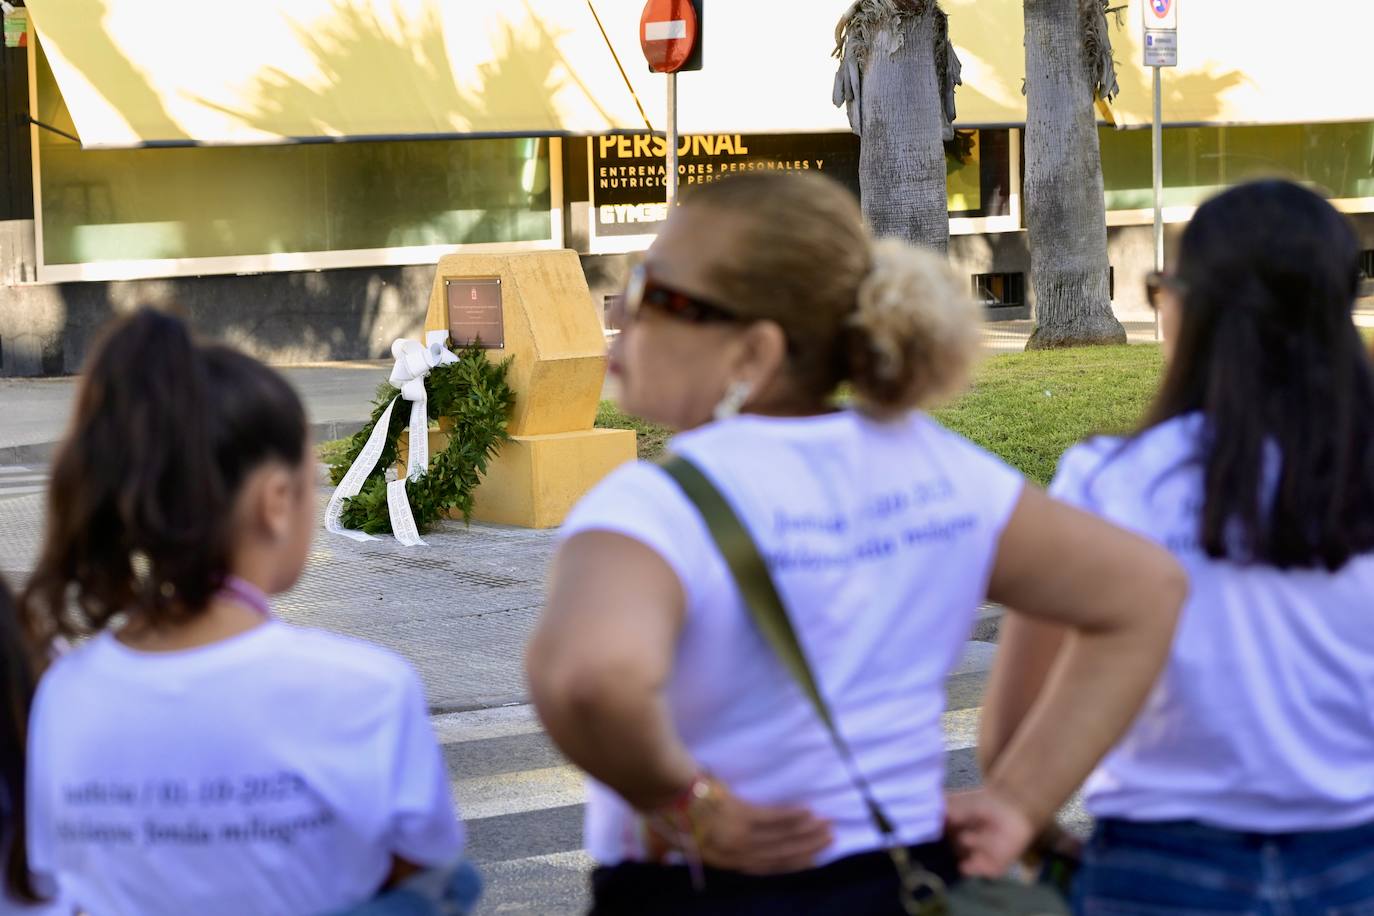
[[310, 419, 368, 446], [0, 419, 370, 468], [0, 440, 56, 467]]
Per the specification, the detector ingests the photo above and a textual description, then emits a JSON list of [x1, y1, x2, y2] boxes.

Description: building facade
[[3, 0, 1372, 375]]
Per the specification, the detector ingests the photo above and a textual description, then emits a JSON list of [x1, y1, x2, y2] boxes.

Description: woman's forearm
[[529, 532, 698, 811], [983, 612, 1173, 827], [533, 670, 697, 810], [977, 614, 1069, 775], [980, 488, 1186, 829]]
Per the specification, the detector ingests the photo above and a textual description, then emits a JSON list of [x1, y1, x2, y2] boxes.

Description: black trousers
[[589, 840, 959, 916]]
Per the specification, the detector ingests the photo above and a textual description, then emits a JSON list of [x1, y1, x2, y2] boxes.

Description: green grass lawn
[[322, 333, 1374, 490], [595, 401, 673, 461], [932, 344, 1163, 485], [591, 344, 1166, 485], [318, 436, 353, 469]]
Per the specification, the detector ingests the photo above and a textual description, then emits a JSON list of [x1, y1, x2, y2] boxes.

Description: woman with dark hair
[[980, 179, 1374, 912], [527, 171, 1186, 913], [20, 310, 468, 915]]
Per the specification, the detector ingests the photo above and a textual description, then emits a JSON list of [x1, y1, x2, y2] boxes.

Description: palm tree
[[1022, 0, 1127, 348], [833, 0, 961, 252]]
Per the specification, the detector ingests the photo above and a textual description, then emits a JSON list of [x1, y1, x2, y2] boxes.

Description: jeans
[[1074, 818, 1374, 916], [330, 859, 483, 916]]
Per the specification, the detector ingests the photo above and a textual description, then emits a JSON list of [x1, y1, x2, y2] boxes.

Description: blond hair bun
[[847, 237, 980, 413]]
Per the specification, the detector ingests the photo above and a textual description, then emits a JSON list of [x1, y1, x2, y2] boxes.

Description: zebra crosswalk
[[0, 464, 48, 500], [439, 641, 1000, 915]]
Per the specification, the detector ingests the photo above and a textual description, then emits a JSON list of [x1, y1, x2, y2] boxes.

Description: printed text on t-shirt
[[56, 770, 335, 849], [766, 478, 974, 573]]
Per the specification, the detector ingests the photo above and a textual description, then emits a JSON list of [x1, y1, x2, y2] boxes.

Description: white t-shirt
[[26, 621, 463, 916], [1051, 414, 1374, 832], [562, 410, 1024, 865]]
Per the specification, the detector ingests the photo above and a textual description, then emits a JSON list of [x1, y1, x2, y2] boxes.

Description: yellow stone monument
[[404, 250, 637, 529]]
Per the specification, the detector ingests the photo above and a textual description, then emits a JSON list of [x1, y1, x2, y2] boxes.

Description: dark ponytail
[[21, 310, 307, 648], [1142, 180, 1374, 570], [1, 577, 40, 903]]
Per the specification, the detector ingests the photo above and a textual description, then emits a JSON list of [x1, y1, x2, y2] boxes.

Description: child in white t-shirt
[[18, 310, 469, 916]]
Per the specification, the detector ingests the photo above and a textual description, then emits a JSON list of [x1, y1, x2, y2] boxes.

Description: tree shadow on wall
[[943, 1, 1247, 129], [31, 0, 178, 371], [200, 1, 564, 249], [34, 0, 191, 144], [33, 0, 405, 365], [192, 1, 569, 365], [1105, 13, 1248, 127], [38, 0, 575, 366]]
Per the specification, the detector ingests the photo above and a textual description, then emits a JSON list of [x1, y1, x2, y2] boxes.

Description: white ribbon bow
[[390, 335, 460, 481], [325, 331, 458, 547]]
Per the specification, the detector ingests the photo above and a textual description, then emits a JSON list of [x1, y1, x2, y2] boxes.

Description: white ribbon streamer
[[324, 398, 398, 543], [324, 331, 458, 547], [388, 478, 427, 547]]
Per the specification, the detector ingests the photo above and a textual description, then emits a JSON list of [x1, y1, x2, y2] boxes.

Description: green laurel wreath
[[328, 342, 515, 535]]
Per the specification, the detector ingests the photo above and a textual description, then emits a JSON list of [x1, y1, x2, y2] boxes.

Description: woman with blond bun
[[527, 171, 1186, 914]]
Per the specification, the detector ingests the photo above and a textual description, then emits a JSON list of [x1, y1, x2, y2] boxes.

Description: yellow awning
[[26, 0, 656, 148], [28, 0, 1374, 149]]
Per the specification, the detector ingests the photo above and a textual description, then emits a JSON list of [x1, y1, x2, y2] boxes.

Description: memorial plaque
[[445, 277, 505, 349]]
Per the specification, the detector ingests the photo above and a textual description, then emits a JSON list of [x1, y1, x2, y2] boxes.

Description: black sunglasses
[[612, 265, 742, 328], [1144, 271, 1187, 310]]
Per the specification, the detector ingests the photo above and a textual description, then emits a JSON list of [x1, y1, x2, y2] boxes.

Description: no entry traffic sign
[[1145, 0, 1177, 31], [640, 0, 699, 73]]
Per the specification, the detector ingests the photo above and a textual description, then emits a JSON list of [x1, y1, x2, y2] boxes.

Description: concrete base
[[402, 425, 637, 529], [469, 428, 636, 529]]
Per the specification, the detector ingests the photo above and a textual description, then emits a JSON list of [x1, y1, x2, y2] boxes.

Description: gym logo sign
[[588, 133, 860, 239]]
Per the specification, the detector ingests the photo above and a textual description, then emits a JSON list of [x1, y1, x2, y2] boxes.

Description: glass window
[[35, 41, 553, 266], [950, 128, 1013, 220], [1100, 121, 1374, 211]]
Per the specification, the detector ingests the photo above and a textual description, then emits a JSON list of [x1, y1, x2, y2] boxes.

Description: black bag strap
[[659, 454, 947, 914]]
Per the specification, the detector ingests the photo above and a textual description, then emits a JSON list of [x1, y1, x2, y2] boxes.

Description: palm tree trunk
[[835, 2, 958, 253], [1023, 0, 1127, 348]]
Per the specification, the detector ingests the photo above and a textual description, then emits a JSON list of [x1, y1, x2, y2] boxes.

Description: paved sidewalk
[[981, 317, 1160, 352], [0, 488, 555, 711], [0, 362, 391, 465]]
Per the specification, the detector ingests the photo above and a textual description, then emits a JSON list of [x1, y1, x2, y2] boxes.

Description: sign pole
[[666, 72, 679, 209], [1152, 65, 1163, 341], [1143, 0, 1177, 342], [640, 0, 699, 212]]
